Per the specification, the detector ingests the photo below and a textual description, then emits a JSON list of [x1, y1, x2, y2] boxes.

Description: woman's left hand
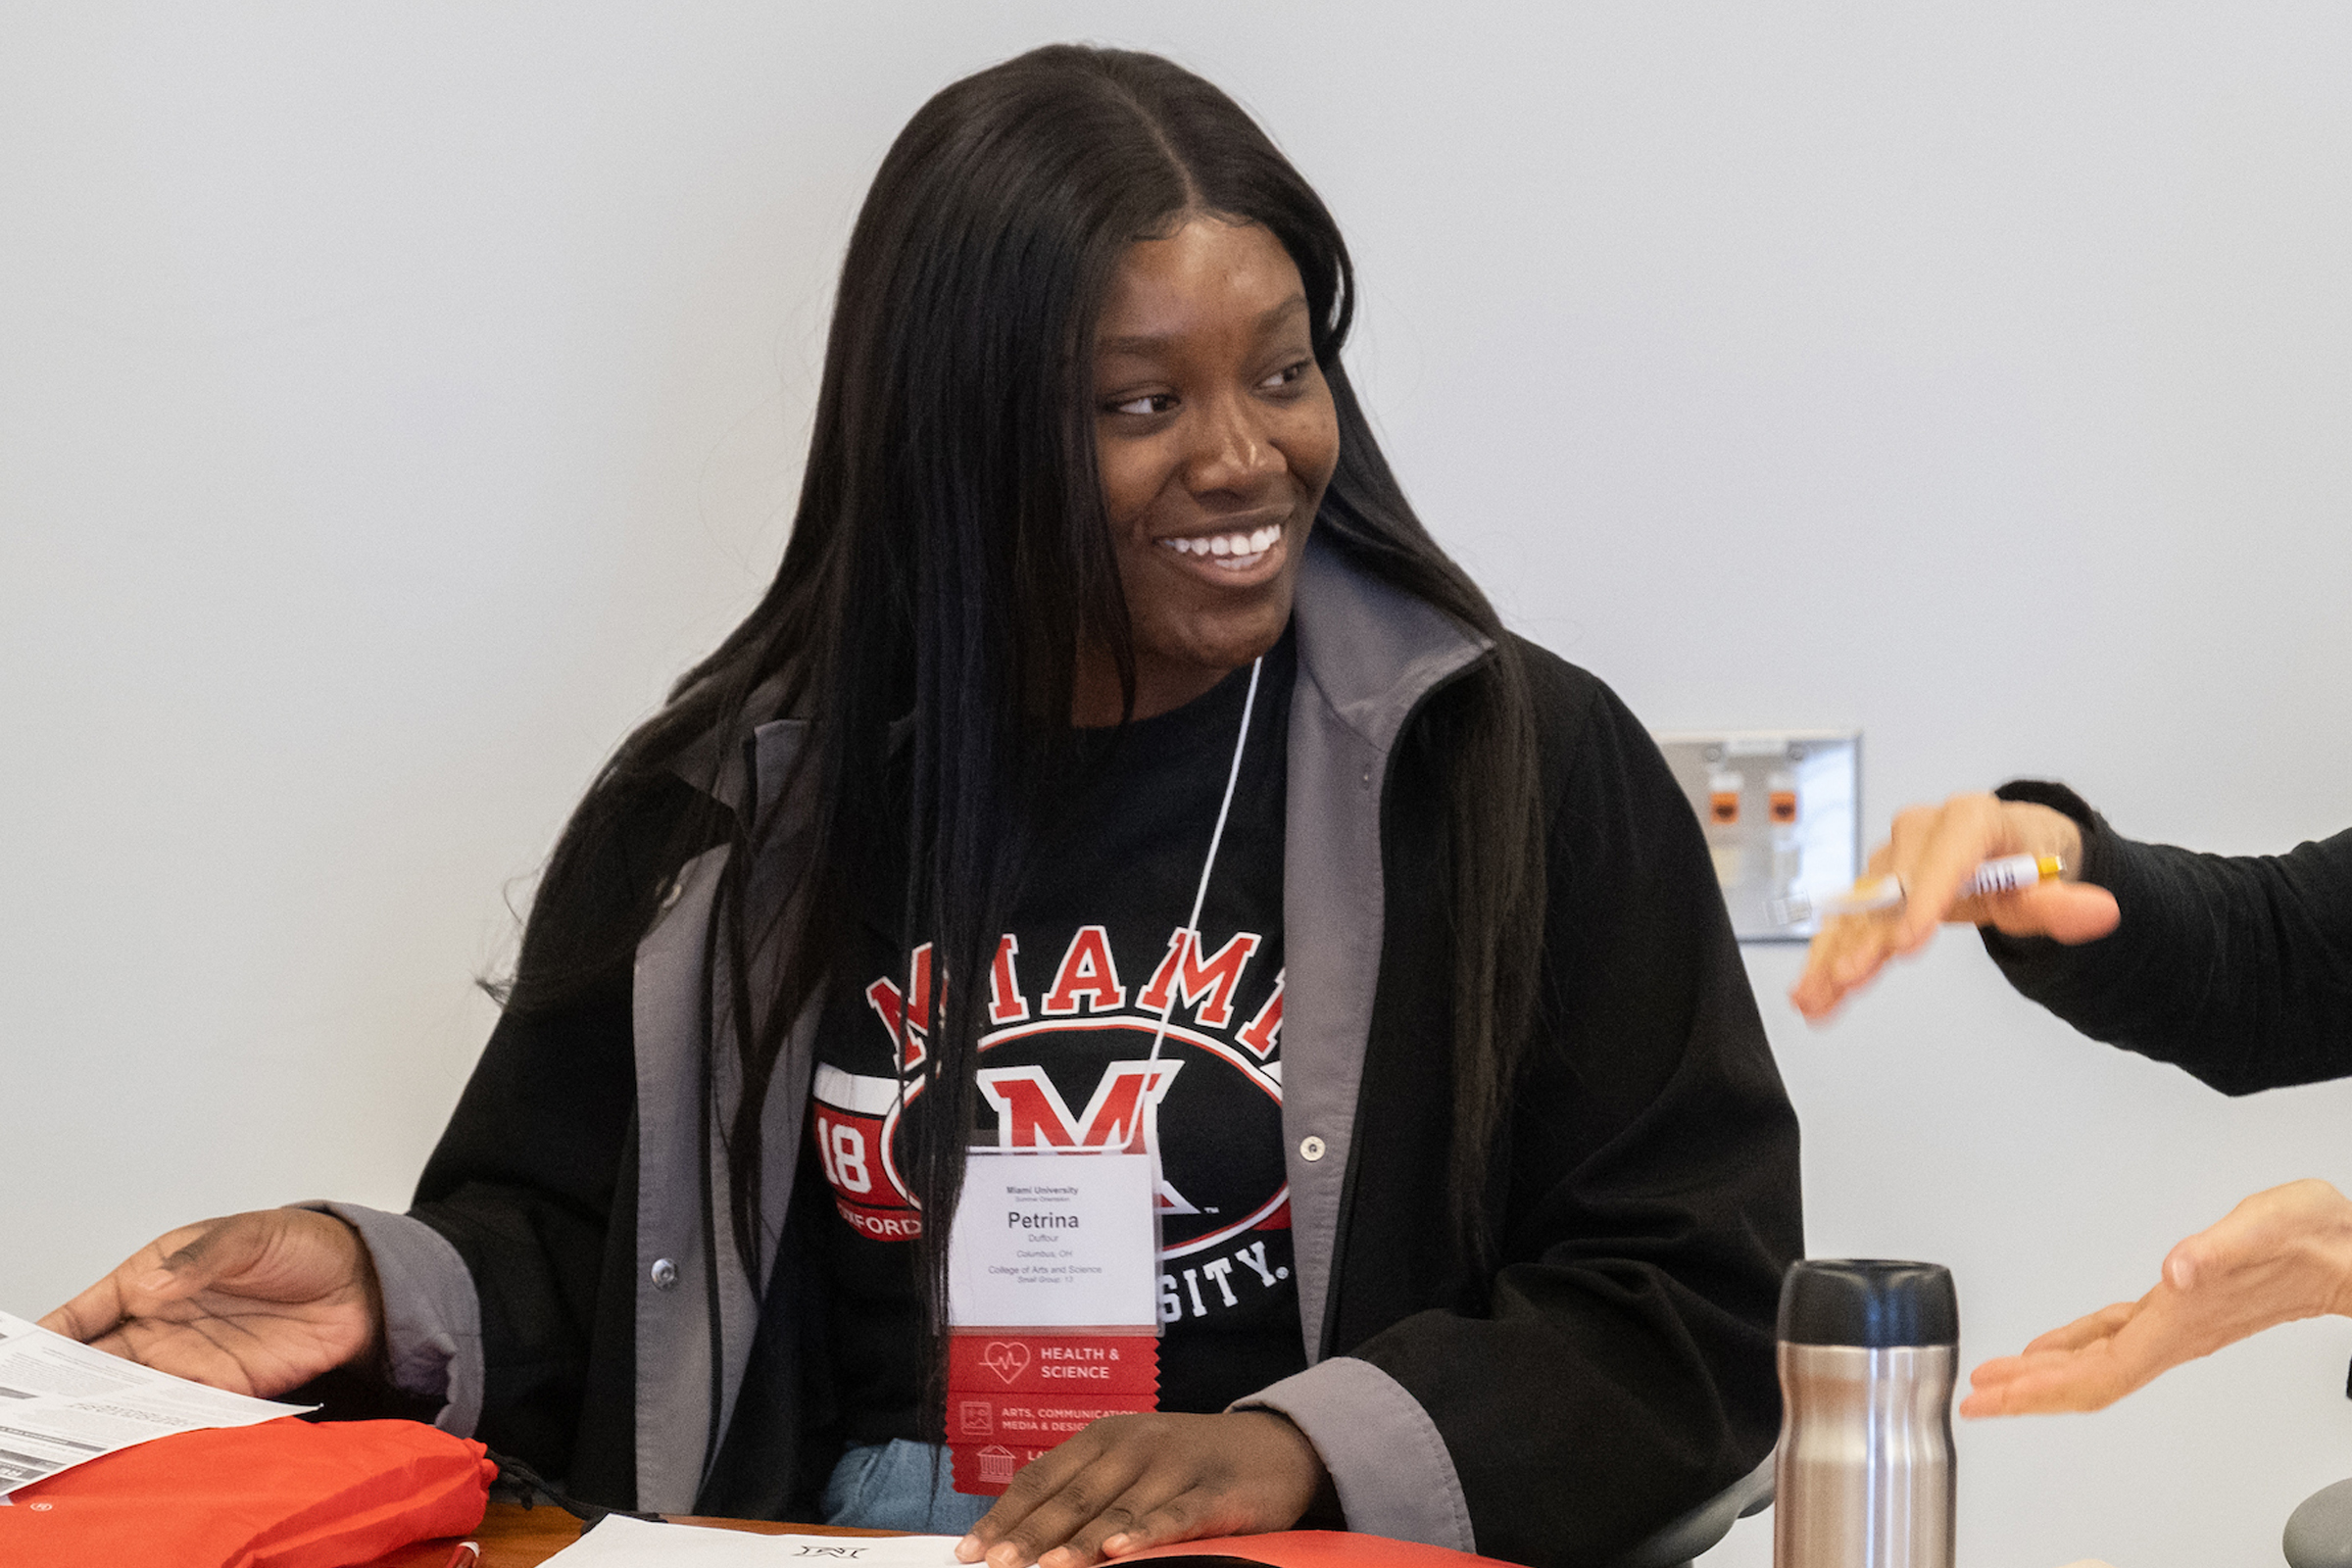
[[956, 1409, 1331, 1567], [1961, 1178, 2352, 1417]]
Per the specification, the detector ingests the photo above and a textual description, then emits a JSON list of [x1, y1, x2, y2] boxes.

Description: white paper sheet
[[545, 1514, 965, 1566], [0, 1308, 313, 1497]]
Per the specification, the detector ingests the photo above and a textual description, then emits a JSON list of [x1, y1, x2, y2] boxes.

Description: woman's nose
[[1183, 393, 1284, 495]]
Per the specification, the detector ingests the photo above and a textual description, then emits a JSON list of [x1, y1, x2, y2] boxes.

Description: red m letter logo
[[977, 1061, 1183, 1152]]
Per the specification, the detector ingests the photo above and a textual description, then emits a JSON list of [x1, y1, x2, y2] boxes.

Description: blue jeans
[[823, 1439, 996, 1534]]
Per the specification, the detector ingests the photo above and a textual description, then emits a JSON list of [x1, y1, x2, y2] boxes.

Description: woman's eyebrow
[[1096, 293, 1310, 358]]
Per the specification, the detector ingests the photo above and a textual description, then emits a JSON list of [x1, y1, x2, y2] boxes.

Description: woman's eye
[[1259, 360, 1311, 391], [1107, 391, 1175, 416]]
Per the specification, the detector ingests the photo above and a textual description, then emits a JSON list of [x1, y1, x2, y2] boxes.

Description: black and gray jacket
[[322, 539, 1803, 1568]]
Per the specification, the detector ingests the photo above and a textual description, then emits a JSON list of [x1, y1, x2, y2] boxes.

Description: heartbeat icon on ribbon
[[980, 1341, 1032, 1384]]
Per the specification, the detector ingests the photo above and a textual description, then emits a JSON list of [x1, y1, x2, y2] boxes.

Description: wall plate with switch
[[1652, 731, 1860, 943]]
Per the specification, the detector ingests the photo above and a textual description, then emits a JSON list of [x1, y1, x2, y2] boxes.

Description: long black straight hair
[[507, 43, 1544, 1371]]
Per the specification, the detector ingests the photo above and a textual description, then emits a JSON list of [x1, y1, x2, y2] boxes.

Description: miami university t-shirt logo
[[811, 922, 1293, 1325]]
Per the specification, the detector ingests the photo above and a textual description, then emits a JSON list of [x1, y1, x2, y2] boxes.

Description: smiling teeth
[[1161, 523, 1283, 570]]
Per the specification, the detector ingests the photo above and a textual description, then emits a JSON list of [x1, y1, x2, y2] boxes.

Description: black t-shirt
[[808, 630, 1304, 1443]]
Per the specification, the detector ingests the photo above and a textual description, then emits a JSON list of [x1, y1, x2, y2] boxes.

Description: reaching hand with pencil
[[1790, 791, 2120, 1021]]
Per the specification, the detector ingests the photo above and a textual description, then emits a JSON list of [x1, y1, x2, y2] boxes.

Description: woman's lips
[[1156, 520, 1283, 574]]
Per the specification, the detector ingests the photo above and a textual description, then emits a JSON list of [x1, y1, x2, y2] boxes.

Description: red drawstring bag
[[0, 1416, 494, 1568]]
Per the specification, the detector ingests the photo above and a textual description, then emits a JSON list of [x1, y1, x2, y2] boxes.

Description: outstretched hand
[[1962, 1179, 2352, 1417], [1791, 793, 2119, 1021], [956, 1410, 1331, 1568], [38, 1207, 384, 1399]]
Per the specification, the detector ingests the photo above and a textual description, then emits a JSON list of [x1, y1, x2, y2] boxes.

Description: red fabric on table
[[1116, 1531, 1520, 1567], [0, 1415, 494, 1568]]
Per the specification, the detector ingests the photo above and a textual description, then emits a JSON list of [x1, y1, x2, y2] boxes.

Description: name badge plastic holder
[[945, 1149, 1161, 1494]]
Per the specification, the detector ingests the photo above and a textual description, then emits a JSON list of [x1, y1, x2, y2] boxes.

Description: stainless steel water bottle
[[1774, 1258, 1959, 1568]]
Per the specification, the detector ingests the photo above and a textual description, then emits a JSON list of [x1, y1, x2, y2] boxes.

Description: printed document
[[547, 1514, 964, 1565], [0, 1309, 311, 1496]]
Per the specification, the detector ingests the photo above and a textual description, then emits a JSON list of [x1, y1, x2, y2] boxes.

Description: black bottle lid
[[1778, 1258, 1959, 1348]]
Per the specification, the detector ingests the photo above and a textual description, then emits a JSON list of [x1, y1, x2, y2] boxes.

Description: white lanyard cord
[[1146, 655, 1263, 1065]]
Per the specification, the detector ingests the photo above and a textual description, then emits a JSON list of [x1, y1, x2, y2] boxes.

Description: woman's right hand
[[37, 1208, 384, 1398]]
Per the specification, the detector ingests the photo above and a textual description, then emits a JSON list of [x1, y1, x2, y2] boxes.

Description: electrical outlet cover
[[1652, 731, 1860, 943]]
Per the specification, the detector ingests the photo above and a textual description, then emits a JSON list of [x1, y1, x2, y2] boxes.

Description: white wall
[[5, 7, 2348, 1564]]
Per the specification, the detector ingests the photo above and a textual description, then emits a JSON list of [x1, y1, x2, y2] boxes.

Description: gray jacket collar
[[1289, 533, 1492, 752]]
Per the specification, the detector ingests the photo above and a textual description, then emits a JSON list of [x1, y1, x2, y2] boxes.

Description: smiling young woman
[[43, 44, 1801, 1568]]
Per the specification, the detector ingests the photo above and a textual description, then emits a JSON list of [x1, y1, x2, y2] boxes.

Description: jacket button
[[1298, 1136, 1327, 1162], [650, 1258, 679, 1290]]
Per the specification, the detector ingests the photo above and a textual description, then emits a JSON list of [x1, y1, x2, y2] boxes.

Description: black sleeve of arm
[[1982, 781, 2352, 1094], [410, 977, 634, 1470], [408, 774, 708, 1471], [1353, 660, 1804, 1567]]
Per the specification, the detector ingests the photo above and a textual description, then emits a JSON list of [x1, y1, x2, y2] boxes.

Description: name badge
[[948, 1151, 1158, 1329], [945, 1151, 1160, 1495]]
